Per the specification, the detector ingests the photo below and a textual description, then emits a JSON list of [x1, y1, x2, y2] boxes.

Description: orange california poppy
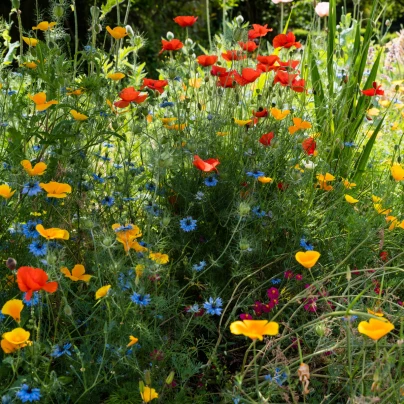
[[36, 224, 70, 240], [61, 264, 92, 282], [39, 181, 72, 198], [21, 160, 47, 176], [28, 92, 58, 111], [230, 319, 279, 340], [16, 266, 58, 301]]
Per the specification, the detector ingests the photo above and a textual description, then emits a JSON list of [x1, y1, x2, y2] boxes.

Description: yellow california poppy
[[21, 160, 47, 176], [70, 110, 88, 121], [106, 26, 127, 39], [61, 265, 92, 282], [230, 320, 279, 340], [28, 92, 58, 111], [40, 181, 72, 198], [36, 224, 70, 240], [357, 318, 394, 341], [95, 285, 111, 299], [295, 251, 321, 269], [0, 184, 16, 199], [127, 335, 138, 347], [1, 300, 24, 322]]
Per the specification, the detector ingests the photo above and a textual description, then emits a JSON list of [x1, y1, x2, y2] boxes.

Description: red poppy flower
[[290, 78, 305, 93], [221, 50, 246, 61], [232, 68, 261, 86], [248, 24, 273, 39], [238, 41, 258, 52], [216, 73, 236, 88], [210, 65, 228, 77], [379, 251, 388, 261], [273, 70, 298, 86], [159, 39, 184, 54], [273, 32, 301, 49], [259, 132, 274, 146], [173, 16, 198, 27], [193, 155, 220, 172], [141, 78, 168, 94], [302, 138, 316, 155], [196, 55, 218, 67], [362, 81, 384, 96], [253, 108, 268, 118], [277, 182, 289, 191], [114, 87, 148, 108], [256, 55, 280, 72], [17, 266, 58, 301], [278, 60, 300, 70]]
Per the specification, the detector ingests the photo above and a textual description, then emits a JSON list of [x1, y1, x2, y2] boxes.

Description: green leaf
[[100, 0, 125, 19]]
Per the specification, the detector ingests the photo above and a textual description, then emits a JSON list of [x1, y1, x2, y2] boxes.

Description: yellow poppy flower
[[288, 117, 311, 135], [374, 204, 391, 215], [0, 184, 16, 199], [22, 37, 38, 46], [357, 318, 394, 341], [21, 160, 47, 176], [70, 109, 88, 121], [216, 131, 229, 136], [107, 72, 126, 81], [164, 124, 187, 130], [149, 252, 169, 265], [135, 264, 145, 278], [391, 122, 399, 130], [39, 181, 72, 198], [367, 308, 384, 317], [316, 173, 335, 182], [189, 78, 202, 88], [22, 61, 38, 69], [1, 338, 20, 354], [36, 224, 70, 240], [295, 251, 321, 269], [127, 335, 138, 347], [391, 163, 404, 181], [61, 265, 92, 282], [342, 178, 356, 189], [345, 194, 359, 204], [28, 92, 58, 111], [106, 26, 127, 39], [160, 117, 177, 124], [140, 386, 159, 403], [367, 107, 379, 116], [230, 319, 279, 340], [234, 118, 252, 126], [2, 327, 30, 345], [386, 215, 398, 231], [258, 176, 273, 183], [1, 300, 24, 322], [32, 21, 56, 31], [270, 107, 290, 120], [378, 100, 390, 107], [372, 195, 382, 203], [95, 285, 111, 300]]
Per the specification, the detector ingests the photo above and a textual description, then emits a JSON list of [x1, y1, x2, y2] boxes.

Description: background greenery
[[1, 0, 404, 75]]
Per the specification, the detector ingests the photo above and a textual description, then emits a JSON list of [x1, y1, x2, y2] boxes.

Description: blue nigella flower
[[101, 196, 115, 207], [22, 182, 42, 196], [113, 163, 123, 169], [271, 278, 281, 285], [28, 241, 47, 257], [246, 170, 265, 178], [3, 162, 11, 169], [22, 220, 41, 239], [192, 261, 207, 272], [203, 297, 223, 316], [204, 176, 218, 187], [145, 203, 161, 216], [114, 225, 133, 232], [342, 315, 358, 322], [51, 343, 72, 358], [16, 384, 41, 403], [123, 197, 137, 202], [180, 216, 197, 232], [264, 368, 288, 386], [145, 182, 156, 192], [118, 270, 134, 291], [160, 101, 174, 108], [1, 395, 12, 404], [23, 292, 40, 307], [131, 292, 151, 306], [186, 304, 200, 313], [32, 145, 41, 152], [300, 237, 314, 251], [7, 90, 17, 96], [84, 45, 96, 53], [91, 173, 105, 183], [252, 206, 266, 217]]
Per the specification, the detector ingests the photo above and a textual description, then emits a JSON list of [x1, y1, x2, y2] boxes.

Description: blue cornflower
[[92, 173, 105, 183], [180, 216, 197, 232], [342, 315, 358, 322], [100, 111, 109, 117], [271, 278, 281, 285], [252, 206, 266, 217], [145, 182, 156, 192], [192, 261, 207, 272], [16, 384, 41, 403], [23, 292, 40, 307], [28, 241, 47, 257], [131, 292, 151, 306], [22, 182, 42, 196], [195, 191, 205, 201], [300, 237, 314, 251], [51, 343, 72, 358], [246, 170, 265, 178], [207, 113, 213, 120], [118, 270, 134, 291], [160, 101, 174, 108], [103, 143, 114, 148], [204, 176, 218, 187], [101, 196, 115, 207], [203, 297, 223, 316], [145, 203, 161, 216], [7, 90, 16, 96], [22, 220, 41, 238]]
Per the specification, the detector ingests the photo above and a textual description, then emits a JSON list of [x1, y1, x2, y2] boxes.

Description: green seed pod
[[239, 239, 250, 251], [315, 322, 327, 337], [165, 371, 175, 385], [53, 4, 64, 19], [11, 0, 20, 10], [238, 202, 250, 216], [90, 6, 100, 21], [64, 304, 73, 316]]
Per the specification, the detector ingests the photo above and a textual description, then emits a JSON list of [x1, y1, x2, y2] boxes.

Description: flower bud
[[93, 24, 102, 34], [6, 257, 17, 270], [239, 239, 250, 251], [385, 19, 391, 26], [102, 237, 114, 247], [185, 38, 193, 46], [53, 4, 64, 19], [162, 216, 171, 226], [144, 369, 151, 385], [11, 0, 20, 10], [315, 322, 327, 337], [47, 253, 57, 266], [165, 371, 175, 385], [125, 25, 135, 38], [235, 15, 244, 24], [166, 31, 174, 40], [90, 6, 100, 21], [238, 202, 250, 216], [64, 303, 73, 316]]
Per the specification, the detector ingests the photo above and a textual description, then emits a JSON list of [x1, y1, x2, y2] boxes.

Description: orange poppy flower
[[32, 21, 56, 31], [159, 39, 183, 54], [36, 224, 70, 240], [28, 92, 58, 111], [0, 184, 16, 199], [288, 118, 312, 134], [16, 266, 58, 301], [39, 181, 72, 198], [230, 319, 279, 340], [271, 108, 290, 120], [114, 87, 148, 108], [22, 37, 38, 46], [357, 318, 394, 340], [106, 26, 127, 39], [61, 264, 92, 282], [21, 160, 47, 176], [196, 55, 218, 67], [173, 16, 198, 27], [193, 155, 220, 172], [1, 299, 24, 322]]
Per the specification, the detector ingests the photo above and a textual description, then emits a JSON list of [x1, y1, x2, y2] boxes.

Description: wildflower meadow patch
[[0, 0, 404, 402]]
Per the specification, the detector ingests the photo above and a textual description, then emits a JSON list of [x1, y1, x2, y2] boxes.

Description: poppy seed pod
[[235, 15, 244, 24], [238, 202, 251, 216], [6, 258, 17, 270], [166, 31, 174, 40]]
